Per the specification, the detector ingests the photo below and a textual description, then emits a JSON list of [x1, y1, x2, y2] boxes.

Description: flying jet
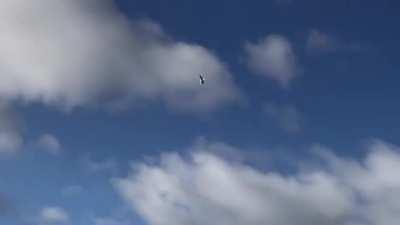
[[199, 74, 205, 85]]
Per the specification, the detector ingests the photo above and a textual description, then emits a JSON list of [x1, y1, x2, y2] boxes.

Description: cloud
[[0, 0, 240, 113], [93, 217, 121, 225], [0, 131, 23, 155], [36, 134, 61, 155], [114, 140, 400, 225], [315, 140, 400, 225], [306, 30, 338, 53], [93, 217, 131, 225], [0, 103, 23, 154], [306, 29, 363, 54], [244, 35, 299, 88], [82, 156, 118, 175], [264, 102, 303, 133], [39, 207, 69, 224]]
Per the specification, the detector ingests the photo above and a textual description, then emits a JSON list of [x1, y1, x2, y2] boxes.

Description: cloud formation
[[36, 134, 61, 155], [0, 0, 240, 113], [0, 103, 22, 154], [93, 217, 131, 225], [306, 29, 363, 54], [82, 156, 119, 175], [115, 140, 400, 225], [39, 207, 69, 224], [245, 35, 299, 88], [306, 30, 338, 53]]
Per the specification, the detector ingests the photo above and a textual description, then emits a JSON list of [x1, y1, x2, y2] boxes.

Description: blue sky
[[1, 1, 400, 225]]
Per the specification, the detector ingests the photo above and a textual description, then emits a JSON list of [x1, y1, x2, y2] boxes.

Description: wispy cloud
[[39, 207, 69, 224], [244, 35, 300, 88], [36, 134, 62, 155], [0, 102, 22, 154], [82, 155, 119, 175], [0, 0, 241, 113], [92, 217, 132, 225], [114, 139, 400, 225], [306, 29, 364, 54]]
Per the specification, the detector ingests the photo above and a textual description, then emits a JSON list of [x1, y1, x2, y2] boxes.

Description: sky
[[1, 0, 400, 225]]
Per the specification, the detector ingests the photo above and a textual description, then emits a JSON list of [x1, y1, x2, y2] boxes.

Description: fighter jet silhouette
[[199, 74, 205, 85]]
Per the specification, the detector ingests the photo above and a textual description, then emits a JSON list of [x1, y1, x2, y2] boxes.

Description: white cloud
[[0, 103, 22, 154], [315, 140, 400, 225], [264, 102, 302, 133], [37, 134, 61, 155], [39, 207, 69, 224], [244, 35, 299, 88], [0, 0, 240, 113], [114, 140, 400, 225]]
